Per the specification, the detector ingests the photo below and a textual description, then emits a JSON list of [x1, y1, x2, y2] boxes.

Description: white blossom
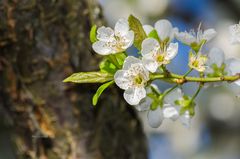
[[227, 59, 240, 86], [148, 107, 164, 128], [179, 111, 191, 128], [143, 19, 177, 42], [114, 56, 149, 105], [165, 88, 192, 128], [206, 48, 240, 86], [204, 48, 227, 87], [136, 84, 160, 111], [141, 38, 178, 72], [229, 22, 240, 44], [176, 24, 216, 47], [92, 18, 134, 55], [140, 87, 190, 128], [189, 52, 208, 72]]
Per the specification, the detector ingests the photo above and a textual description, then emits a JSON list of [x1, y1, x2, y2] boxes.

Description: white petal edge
[[154, 19, 173, 41], [179, 111, 191, 128], [176, 31, 196, 45], [163, 104, 179, 121], [207, 47, 225, 67], [202, 28, 217, 42], [123, 56, 142, 70], [114, 70, 130, 90], [147, 107, 164, 128], [165, 42, 178, 60], [141, 38, 159, 56], [135, 97, 152, 111], [121, 30, 134, 49], [142, 53, 159, 73], [124, 87, 146, 105], [114, 18, 129, 37], [97, 26, 115, 42], [92, 41, 112, 55]]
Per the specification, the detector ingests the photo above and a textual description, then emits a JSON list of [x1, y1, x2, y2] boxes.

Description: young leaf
[[128, 15, 147, 50], [63, 72, 113, 83], [90, 25, 97, 43], [115, 52, 127, 66], [99, 59, 117, 74], [92, 81, 114, 106], [148, 29, 160, 42]]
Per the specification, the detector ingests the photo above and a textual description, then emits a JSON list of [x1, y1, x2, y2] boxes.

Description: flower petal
[[154, 19, 173, 41], [229, 24, 240, 44], [228, 59, 240, 86], [202, 28, 217, 42], [123, 56, 142, 70], [114, 70, 130, 90], [135, 97, 152, 111], [164, 88, 183, 105], [165, 42, 178, 60], [163, 104, 179, 121], [92, 41, 112, 55], [142, 53, 159, 73], [143, 25, 154, 35], [207, 47, 225, 67], [176, 31, 196, 45], [141, 38, 159, 56], [115, 18, 129, 37], [97, 26, 115, 42], [121, 30, 134, 49], [124, 87, 146, 105], [147, 107, 164, 128], [180, 111, 191, 128]]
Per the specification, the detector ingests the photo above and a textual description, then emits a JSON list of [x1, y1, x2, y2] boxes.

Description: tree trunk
[[0, 0, 147, 158]]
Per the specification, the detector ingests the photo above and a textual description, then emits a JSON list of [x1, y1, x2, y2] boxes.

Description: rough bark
[[0, 0, 147, 158]]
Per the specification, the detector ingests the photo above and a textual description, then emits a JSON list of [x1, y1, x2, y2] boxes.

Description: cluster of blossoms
[[64, 15, 240, 128]]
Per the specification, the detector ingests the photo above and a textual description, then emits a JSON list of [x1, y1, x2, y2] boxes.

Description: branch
[[150, 73, 240, 84]]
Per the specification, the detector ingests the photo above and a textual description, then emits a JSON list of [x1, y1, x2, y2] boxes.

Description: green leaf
[[128, 15, 147, 50], [99, 59, 117, 74], [92, 81, 114, 106], [63, 72, 113, 83], [90, 25, 97, 43], [148, 29, 160, 42], [115, 53, 127, 66]]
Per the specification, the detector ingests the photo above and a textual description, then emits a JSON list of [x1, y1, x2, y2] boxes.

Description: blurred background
[[98, 0, 240, 159], [0, 0, 240, 159]]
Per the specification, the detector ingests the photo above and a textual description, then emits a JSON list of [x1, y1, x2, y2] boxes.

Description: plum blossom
[[229, 22, 240, 44], [164, 88, 192, 128], [139, 86, 180, 128], [92, 18, 134, 55], [205, 48, 227, 77], [143, 19, 177, 43], [176, 24, 216, 48], [227, 59, 240, 86], [114, 56, 149, 105], [189, 52, 208, 72], [137, 86, 191, 128], [141, 38, 178, 72], [206, 47, 240, 86]]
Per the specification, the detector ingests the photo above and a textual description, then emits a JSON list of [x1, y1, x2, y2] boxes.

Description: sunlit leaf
[[92, 81, 114, 106], [128, 15, 147, 50], [63, 72, 113, 83], [90, 25, 97, 43]]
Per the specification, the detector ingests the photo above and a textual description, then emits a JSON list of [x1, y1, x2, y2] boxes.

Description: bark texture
[[0, 0, 147, 158]]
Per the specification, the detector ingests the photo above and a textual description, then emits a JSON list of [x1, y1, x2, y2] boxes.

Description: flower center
[[192, 60, 199, 68], [156, 54, 165, 63], [134, 74, 144, 86]]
